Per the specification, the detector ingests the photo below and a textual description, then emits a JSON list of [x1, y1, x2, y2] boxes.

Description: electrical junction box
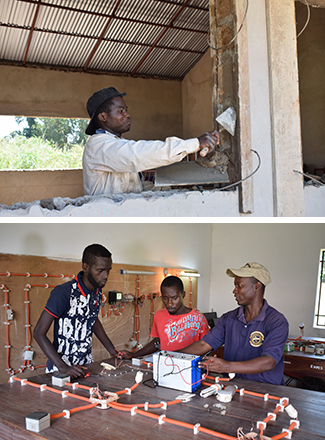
[[305, 345, 315, 354], [23, 350, 34, 361], [26, 411, 50, 432], [132, 355, 153, 366], [153, 351, 201, 393], [52, 373, 70, 387], [108, 290, 123, 304]]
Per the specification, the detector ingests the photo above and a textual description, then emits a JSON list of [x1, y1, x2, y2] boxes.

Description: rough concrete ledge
[[0, 184, 322, 217], [0, 188, 239, 217], [304, 184, 325, 217]]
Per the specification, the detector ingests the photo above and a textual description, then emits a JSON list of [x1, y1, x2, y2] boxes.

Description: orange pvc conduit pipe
[[1, 284, 12, 374], [2, 270, 157, 377], [272, 421, 298, 440], [65, 382, 91, 391], [109, 399, 182, 409], [10, 376, 298, 440], [0, 272, 75, 278], [235, 388, 284, 403], [115, 382, 139, 395], [206, 375, 231, 382], [50, 403, 97, 419], [129, 276, 141, 345], [113, 304, 124, 315], [10, 377, 91, 402], [23, 284, 52, 372], [2, 283, 47, 375]]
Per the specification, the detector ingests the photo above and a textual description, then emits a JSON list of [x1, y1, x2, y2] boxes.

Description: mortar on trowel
[[196, 106, 236, 169]]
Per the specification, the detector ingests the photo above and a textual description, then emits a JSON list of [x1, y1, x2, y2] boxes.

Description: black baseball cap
[[85, 87, 126, 135]]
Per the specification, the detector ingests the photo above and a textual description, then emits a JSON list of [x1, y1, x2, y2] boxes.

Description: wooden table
[[283, 350, 325, 378], [284, 337, 325, 379], [1, 359, 325, 440]]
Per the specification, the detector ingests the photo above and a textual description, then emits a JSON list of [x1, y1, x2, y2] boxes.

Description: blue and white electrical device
[[153, 351, 201, 392]]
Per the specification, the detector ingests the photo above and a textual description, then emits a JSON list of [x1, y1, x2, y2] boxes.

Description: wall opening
[[314, 249, 325, 328], [0, 116, 87, 171], [296, 2, 325, 179]]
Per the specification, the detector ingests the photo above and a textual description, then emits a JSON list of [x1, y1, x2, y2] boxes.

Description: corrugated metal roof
[[0, 0, 210, 79]]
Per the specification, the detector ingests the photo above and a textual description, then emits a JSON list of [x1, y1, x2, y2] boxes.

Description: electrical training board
[[153, 351, 201, 392]]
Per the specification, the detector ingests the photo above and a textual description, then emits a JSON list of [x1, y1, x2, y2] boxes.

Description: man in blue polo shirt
[[34, 244, 118, 378], [180, 262, 288, 385]]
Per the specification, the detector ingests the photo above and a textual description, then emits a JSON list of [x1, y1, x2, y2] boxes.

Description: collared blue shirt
[[203, 300, 288, 384], [44, 271, 102, 369]]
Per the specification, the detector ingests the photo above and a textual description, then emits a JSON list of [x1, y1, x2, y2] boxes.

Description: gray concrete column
[[266, 0, 305, 216]]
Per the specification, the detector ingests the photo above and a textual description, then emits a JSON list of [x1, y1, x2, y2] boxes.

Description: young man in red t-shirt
[[120, 276, 209, 359]]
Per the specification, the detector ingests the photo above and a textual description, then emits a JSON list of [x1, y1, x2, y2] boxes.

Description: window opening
[[0, 116, 87, 170], [314, 249, 325, 328], [296, 2, 325, 180]]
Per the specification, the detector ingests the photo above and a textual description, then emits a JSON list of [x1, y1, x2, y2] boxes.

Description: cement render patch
[[0, 188, 239, 217], [0, 186, 323, 217]]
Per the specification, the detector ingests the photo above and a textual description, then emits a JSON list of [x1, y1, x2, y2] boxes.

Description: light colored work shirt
[[83, 130, 200, 195]]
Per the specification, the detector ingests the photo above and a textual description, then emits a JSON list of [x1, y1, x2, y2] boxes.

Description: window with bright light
[[314, 249, 325, 328], [0, 116, 87, 170]]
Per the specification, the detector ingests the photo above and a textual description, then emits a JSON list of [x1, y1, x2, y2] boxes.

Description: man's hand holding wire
[[199, 354, 229, 374], [116, 350, 133, 360]]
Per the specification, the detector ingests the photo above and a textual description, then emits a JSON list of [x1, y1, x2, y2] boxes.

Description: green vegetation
[[14, 117, 88, 148], [0, 136, 83, 170], [0, 117, 87, 170]]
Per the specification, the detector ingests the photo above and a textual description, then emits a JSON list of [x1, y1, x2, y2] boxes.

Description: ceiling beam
[[0, 23, 204, 55], [83, 0, 122, 70], [17, 0, 207, 34], [131, 0, 192, 75], [153, 0, 208, 11], [22, 0, 41, 65]]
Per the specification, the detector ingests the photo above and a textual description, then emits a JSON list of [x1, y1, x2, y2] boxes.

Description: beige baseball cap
[[226, 262, 271, 286]]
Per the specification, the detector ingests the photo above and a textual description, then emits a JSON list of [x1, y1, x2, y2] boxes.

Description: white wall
[[1, 222, 324, 337], [0, 223, 212, 312], [210, 223, 325, 338]]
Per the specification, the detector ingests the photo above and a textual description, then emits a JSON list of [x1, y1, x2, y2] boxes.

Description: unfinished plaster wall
[[0, 169, 83, 205], [0, 65, 183, 141], [296, 2, 325, 174], [182, 51, 214, 138]]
